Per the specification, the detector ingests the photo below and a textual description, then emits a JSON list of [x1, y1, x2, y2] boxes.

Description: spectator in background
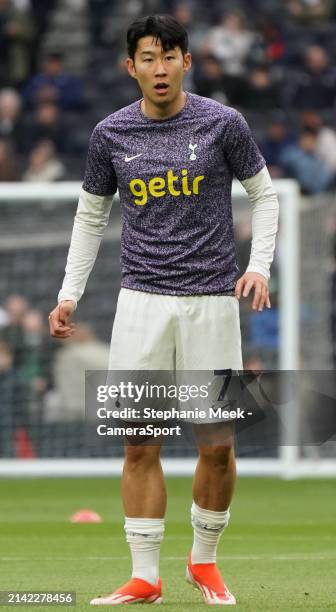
[[259, 115, 295, 178], [0, 294, 28, 368], [202, 10, 258, 77], [240, 64, 280, 111], [22, 140, 65, 182], [3, 294, 28, 322], [279, 128, 334, 194], [0, 300, 54, 456], [173, 2, 208, 53], [52, 323, 110, 421], [21, 309, 50, 395], [285, 0, 335, 23], [0, 88, 22, 146], [300, 110, 336, 174], [248, 292, 279, 367], [20, 308, 52, 419], [287, 45, 336, 110], [257, 16, 285, 65], [193, 53, 243, 105], [244, 354, 265, 372], [0, 138, 18, 180], [22, 52, 86, 111], [21, 101, 69, 154], [171, 1, 208, 92], [0, 336, 35, 458], [0, 0, 35, 87], [96, 54, 140, 114]]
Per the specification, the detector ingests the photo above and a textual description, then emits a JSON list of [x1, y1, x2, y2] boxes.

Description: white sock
[[124, 517, 164, 585], [191, 501, 230, 564]]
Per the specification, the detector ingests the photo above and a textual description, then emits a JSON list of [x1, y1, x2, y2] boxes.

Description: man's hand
[[48, 300, 76, 339], [235, 272, 271, 311]]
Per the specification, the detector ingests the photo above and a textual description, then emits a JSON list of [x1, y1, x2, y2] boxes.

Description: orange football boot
[[90, 577, 162, 605], [186, 554, 236, 605]]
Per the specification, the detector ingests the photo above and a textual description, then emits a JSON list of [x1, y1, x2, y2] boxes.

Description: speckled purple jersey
[[82, 92, 265, 295]]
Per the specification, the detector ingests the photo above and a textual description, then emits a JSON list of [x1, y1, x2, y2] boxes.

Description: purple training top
[[82, 92, 265, 295]]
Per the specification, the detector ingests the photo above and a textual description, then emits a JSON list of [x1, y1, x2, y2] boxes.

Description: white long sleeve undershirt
[[57, 188, 113, 308], [58, 167, 279, 307], [241, 166, 279, 280]]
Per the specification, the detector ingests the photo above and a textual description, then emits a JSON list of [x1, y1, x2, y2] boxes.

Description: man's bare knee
[[199, 445, 234, 470], [124, 445, 161, 470]]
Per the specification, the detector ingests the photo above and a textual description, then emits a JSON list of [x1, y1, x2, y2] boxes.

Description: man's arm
[[49, 188, 114, 338], [235, 166, 279, 311], [58, 188, 113, 306], [49, 123, 117, 338], [222, 110, 279, 311]]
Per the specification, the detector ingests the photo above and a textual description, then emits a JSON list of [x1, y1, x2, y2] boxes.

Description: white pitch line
[[1, 553, 336, 562], [3, 534, 334, 541]]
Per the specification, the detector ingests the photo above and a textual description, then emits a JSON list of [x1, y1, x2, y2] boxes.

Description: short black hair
[[127, 14, 188, 60]]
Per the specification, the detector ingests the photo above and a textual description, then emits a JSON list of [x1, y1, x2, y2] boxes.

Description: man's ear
[[183, 52, 192, 74], [126, 58, 137, 80]]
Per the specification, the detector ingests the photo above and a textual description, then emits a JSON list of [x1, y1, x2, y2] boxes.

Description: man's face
[[300, 132, 317, 153], [45, 58, 62, 76], [127, 36, 191, 106], [269, 122, 287, 141], [305, 46, 328, 73]]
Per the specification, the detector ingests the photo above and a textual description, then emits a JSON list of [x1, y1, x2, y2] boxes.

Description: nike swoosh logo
[[125, 153, 143, 162]]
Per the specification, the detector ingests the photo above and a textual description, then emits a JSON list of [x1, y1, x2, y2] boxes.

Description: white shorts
[[108, 288, 243, 371], [106, 290, 243, 425]]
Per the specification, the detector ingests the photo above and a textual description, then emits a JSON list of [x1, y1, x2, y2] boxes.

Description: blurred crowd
[[0, 293, 110, 456], [0, 0, 336, 192]]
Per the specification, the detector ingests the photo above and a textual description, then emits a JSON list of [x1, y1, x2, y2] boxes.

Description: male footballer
[[49, 14, 279, 606]]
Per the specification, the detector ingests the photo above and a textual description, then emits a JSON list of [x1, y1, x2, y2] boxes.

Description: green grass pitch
[[0, 477, 335, 610]]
